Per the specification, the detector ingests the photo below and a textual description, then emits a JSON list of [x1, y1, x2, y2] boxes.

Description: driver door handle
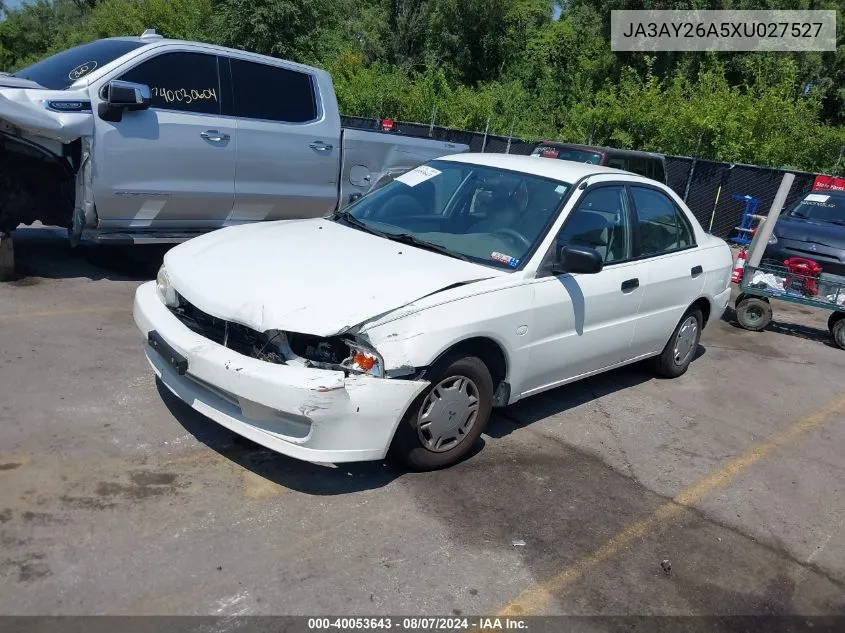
[[309, 141, 333, 152], [621, 278, 639, 292], [200, 130, 230, 142]]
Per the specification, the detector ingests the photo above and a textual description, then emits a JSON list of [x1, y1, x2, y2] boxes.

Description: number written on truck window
[[118, 52, 221, 115], [229, 58, 317, 123]]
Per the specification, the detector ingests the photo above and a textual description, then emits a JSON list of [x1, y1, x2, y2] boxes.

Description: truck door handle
[[621, 278, 639, 292], [200, 130, 229, 142], [691, 265, 703, 278], [309, 141, 333, 152]]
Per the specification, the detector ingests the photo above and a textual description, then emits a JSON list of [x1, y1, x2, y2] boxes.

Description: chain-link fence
[[342, 115, 825, 241]]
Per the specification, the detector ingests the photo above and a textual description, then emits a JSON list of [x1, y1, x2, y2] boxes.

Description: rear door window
[[229, 58, 317, 123], [631, 186, 695, 255]]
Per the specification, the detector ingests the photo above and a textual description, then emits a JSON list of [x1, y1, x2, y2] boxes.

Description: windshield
[[338, 160, 570, 270], [788, 192, 845, 225], [13, 39, 146, 90], [532, 145, 603, 164]]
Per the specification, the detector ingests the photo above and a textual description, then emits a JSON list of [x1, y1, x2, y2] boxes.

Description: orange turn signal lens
[[352, 352, 376, 371]]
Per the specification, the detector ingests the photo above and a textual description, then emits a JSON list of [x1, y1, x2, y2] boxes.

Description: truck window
[[605, 156, 628, 171], [118, 52, 221, 115], [229, 58, 317, 123], [532, 145, 602, 164], [649, 159, 666, 183]]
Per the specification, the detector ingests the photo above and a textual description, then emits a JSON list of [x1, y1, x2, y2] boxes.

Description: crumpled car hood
[[0, 86, 93, 144], [165, 219, 500, 336]]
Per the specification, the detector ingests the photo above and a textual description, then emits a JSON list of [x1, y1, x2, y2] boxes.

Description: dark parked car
[[531, 142, 667, 184], [765, 190, 845, 277]]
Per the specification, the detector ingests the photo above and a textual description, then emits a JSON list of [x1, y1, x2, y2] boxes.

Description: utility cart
[[735, 258, 845, 349]]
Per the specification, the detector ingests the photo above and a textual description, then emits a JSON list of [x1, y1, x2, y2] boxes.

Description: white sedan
[[134, 154, 733, 470]]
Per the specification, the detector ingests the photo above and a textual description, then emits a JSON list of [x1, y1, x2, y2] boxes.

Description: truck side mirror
[[98, 80, 152, 122], [552, 244, 604, 275]]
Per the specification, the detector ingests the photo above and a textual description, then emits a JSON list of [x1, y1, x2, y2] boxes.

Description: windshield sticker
[[68, 61, 97, 81], [491, 251, 520, 268], [555, 185, 567, 194], [805, 194, 830, 203], [395, 165, 441, 187]]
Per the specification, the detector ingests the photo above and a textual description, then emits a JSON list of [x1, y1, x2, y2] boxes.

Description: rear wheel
[[736, 297, 772, 332], [830, 313, 845, 350], [390, 355, 493, 471], [652, 307, 703, 378]]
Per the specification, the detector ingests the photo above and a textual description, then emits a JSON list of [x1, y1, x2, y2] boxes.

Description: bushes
[[1, 0, 843, 174]]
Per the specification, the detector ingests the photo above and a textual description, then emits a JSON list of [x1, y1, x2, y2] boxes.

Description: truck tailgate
[[338, 128, 468, 208]]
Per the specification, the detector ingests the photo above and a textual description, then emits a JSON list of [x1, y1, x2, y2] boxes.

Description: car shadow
[[485, 359, 671, 438], [157, 346, 708, 494], [157, 379, 403, 495], [722, 305, 839, 349], [3, 226, 170, 282]]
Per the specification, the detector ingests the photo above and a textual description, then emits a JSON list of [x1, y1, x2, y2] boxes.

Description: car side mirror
[[98, 80, 151, 122], [552, 244, 604, 275]]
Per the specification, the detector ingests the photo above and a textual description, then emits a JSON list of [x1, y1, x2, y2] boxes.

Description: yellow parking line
[[498, 392, 845, 616], [0, 306, 127, 322]]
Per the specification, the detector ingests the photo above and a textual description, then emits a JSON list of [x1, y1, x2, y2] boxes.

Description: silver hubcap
[[417, 375, 480, 452], [673, 316, 699, 366]]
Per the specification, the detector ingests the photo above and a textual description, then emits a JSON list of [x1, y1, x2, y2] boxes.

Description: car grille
[[168, 296, 282, 362]]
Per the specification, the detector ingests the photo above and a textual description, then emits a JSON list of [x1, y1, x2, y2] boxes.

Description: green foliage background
[[1, 0, 844, 173]]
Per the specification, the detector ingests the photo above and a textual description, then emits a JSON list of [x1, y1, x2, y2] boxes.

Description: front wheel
[[390, 355, 493, 471], [652, 307, 703, 378]]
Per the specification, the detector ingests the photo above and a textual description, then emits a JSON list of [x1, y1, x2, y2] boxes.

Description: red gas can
[[783, 257, 823, 296]]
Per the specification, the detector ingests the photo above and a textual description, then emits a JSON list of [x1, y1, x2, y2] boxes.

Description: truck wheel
[[828, 312, 844, 334], [830, 314, 845, 350], [390, 355, 493, 471], [652, 307, 703, 378], [736, 297, 772, 332]]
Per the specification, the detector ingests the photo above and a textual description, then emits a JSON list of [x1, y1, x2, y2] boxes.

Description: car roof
[[535, 141, 665, 160], [438, 152, 639, 183], [100, 36, 326, 78]]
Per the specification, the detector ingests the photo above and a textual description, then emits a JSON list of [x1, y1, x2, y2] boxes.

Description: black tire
[[736, 297, 772, 332], [828, 312, 844, 334], [830, 315, 845, 350], [652, 307, 703, 379], [390, 355, 494, 471]]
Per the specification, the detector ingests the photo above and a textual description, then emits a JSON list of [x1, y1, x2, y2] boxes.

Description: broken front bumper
[[133, 281, 429, 463]]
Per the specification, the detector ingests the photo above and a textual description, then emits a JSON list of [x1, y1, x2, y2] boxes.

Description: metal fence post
[[683, 133, 704, 202], [481, 116, 491, 153], [505, 116, 516, 154], [429, 105, 438, 138]]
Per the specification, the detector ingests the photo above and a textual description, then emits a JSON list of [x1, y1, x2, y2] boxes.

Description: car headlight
[[156, 265, 179, 308], [345, 340, 384, 378], [285, 332, 384, 377]]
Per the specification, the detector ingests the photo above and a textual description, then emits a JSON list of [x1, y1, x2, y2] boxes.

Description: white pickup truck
[[0, 30, 467, 244]]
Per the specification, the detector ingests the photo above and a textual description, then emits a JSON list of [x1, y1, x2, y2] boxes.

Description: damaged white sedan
[[134, 154, 733, 470]]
